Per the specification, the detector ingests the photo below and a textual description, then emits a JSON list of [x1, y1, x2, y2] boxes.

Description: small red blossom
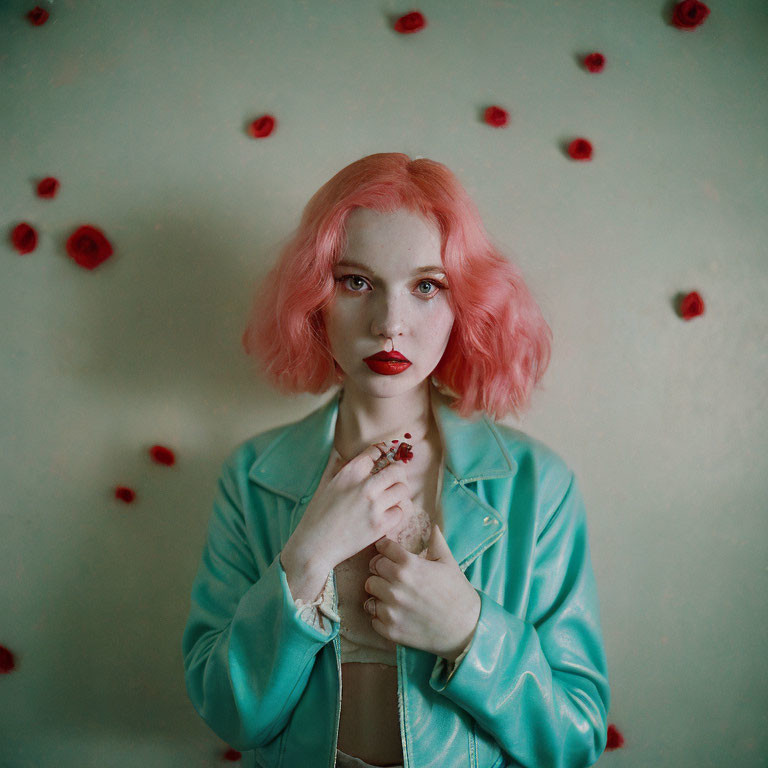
[[223, 747, 242, 761], [583, 52, 605, 72], [115, 486, 136, 503], [11, 222, 38, 254], [567, 138, 593, 160], [66, 224, 113, 270], [149, 444, 176, 466], [484, 106, 509, 128], [37, 177, 60, 198], [394, 11, 426, 34], [27, 6, 49, 25], [0, 645, 16, 673], [403, 432, 411, 439], [605, 723, 625, 750], [394, 442, 414, 463], [248, 115, 276, 138], [671, 0, 710, 29], [679, 290, 705, 320]]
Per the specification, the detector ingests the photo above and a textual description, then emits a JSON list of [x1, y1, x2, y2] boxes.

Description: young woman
[[182, 153, 611, 768]]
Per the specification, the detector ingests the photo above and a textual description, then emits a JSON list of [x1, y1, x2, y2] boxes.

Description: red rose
[[37, 176, 60, 198], [679, 290, 705, 320], [605, 723, 625, 750], [0, 645, 16, 674], [583, 52, 605, 73], [484, 106, 509, 127], [248, 115, 276, 138], [11, 222, 38, 254], [671, 0, 710, 29], [567, 138, 593, 160], [65, 224, 114, 270], [223, 748, 242, 761], [115, 486, 136, 503], [27, 6, 49, 25], [394, 11, 426, 34], [149, 444, 176, 466]]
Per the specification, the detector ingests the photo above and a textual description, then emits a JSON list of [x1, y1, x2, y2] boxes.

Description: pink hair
[[241, 152, 552, 422]]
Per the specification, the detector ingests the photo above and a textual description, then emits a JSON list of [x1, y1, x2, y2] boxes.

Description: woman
[[182, 153, 610, 768]]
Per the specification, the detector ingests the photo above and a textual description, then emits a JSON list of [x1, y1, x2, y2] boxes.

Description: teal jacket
[[182, 384, 610, 768]]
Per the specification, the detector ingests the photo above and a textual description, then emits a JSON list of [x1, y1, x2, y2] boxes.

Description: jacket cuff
[[435, 629, 475, 684], [428, 589, 527, 694], [276, 554, 339, 642]]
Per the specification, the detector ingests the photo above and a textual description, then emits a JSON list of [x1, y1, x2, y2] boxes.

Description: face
[[321, 207, 455, 397]]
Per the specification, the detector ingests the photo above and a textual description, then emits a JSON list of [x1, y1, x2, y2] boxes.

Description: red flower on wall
[[567, 138, 593, 160], [248, 115, 276, 138], [394, 11, 426, 34], [27, 6, 49, 25], [115, 486, 136, 503], [66, 224, 114, 270], [0, 645, 16, 673], [484, 106, 509, 127], [37, 177, 60, 198], [11, 223, 38, 254], [605, 723, 625, 750], [149, 445, 176, 466], [671, 0, 710, 29], [583, 52, 605, 72], [679, 290, 705, 320]]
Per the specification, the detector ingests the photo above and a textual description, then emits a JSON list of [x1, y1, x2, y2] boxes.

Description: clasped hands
[[363, 523, 481, 663]]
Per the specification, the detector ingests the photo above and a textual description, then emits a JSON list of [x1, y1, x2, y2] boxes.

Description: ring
[[364, 596, 377, 617]]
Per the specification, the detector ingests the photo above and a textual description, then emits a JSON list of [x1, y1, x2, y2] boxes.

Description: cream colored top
[[288, 446, 472, 677]]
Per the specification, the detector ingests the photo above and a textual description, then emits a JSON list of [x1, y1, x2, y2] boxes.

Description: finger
[[369, 552, 388, 577], [374, 535, 410, 564], [348, 443, 394, 478], [364, 573, 394, 601]]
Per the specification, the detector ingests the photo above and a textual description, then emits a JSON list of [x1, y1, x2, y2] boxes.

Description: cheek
[[322, 304, 362, 349]]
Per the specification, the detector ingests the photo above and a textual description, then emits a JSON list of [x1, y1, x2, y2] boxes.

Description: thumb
[[424, 523, 453, 562]]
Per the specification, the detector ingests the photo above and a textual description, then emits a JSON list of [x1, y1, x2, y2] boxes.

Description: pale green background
[[1, 1, 767, 766]]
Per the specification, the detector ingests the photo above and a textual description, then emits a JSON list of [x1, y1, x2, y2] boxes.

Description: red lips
[[364, 350, 410, 362]]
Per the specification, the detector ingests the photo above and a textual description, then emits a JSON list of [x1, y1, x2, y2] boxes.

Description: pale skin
[[321, 206, 481, 663]]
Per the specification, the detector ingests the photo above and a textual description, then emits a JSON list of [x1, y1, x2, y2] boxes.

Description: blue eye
[[338, 275, 368, 292], [335, 275, 446, 299]]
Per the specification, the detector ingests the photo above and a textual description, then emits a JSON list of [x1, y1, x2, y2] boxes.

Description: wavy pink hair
[[241, 153, 552, 422]]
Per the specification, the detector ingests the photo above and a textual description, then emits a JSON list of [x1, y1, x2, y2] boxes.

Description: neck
[[334, 378, 437, 462]]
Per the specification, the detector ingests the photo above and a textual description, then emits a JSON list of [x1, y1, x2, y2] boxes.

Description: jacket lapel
[[247, 382, 518, 571]]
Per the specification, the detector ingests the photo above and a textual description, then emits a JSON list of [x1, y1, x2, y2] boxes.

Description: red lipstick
[[363, 349, 412, 375]]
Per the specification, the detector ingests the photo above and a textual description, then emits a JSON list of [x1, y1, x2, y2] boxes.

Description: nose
[[370, 291, 406, 344]]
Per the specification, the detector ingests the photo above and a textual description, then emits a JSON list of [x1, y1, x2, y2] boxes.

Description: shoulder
[[219, 419, 299, 479], [483, 419, 576, 526]]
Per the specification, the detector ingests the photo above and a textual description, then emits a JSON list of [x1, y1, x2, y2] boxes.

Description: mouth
[[364, 350, 411, 363], [363, 349, 412, 375]]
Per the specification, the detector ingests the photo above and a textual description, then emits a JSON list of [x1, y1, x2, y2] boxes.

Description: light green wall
[[1, 1, 766, 766]]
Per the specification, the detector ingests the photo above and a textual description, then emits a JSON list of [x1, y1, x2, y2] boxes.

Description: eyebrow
[[335, 259, 446, 276]]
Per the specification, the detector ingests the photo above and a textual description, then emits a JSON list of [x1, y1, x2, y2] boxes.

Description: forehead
[[340, 207, 442, 270]]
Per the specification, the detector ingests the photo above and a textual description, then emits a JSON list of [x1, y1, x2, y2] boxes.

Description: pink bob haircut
[[241, 152, 552, 423]]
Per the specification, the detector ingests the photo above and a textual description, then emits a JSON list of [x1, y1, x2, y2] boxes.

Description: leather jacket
[[182, 383, 611, 767]]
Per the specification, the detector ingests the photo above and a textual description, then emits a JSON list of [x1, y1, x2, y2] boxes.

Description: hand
[[287, 442, 411, 570], [363, 523, 481, 662]]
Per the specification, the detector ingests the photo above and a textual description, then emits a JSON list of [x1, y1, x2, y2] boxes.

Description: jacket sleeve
[[428, 470, 611, 768], [181, 457, 337, 751]]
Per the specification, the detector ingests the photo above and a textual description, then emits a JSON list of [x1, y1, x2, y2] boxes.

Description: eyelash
[[335, 274, 447, 299]]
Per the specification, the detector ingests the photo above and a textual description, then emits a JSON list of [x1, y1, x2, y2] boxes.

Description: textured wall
[[1, 1, 766, 766]]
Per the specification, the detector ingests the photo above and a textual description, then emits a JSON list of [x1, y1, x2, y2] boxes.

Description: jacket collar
[[248, 381, 518, 570]]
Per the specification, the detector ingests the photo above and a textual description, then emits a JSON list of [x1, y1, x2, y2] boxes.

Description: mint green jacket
[[182, 385, 610, 768]]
